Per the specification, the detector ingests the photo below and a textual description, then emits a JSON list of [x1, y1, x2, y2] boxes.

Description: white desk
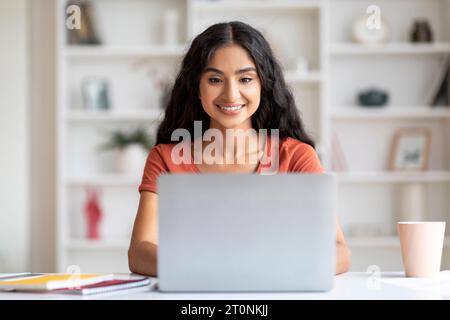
[[0, 272, 449, 300]]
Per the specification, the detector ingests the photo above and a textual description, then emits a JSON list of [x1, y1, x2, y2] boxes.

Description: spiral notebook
[[59, 274, 153, 295]]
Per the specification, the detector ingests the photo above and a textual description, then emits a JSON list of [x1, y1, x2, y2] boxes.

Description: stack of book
[[0, 273, 153, 296]]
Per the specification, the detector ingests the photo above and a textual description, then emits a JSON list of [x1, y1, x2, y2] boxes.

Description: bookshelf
[[331, 106, 450, 120], [336, 171, 450, 184], [329, 42, 450, 55], [64, 45, 186, 58], [57, 0, 450, 273], [66, 110, 164, 123]]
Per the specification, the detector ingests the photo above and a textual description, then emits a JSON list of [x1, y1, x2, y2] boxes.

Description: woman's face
[[199, 44, 261, 131]]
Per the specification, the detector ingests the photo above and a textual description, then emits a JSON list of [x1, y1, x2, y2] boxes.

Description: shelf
[[66, 110, 164, 123], [347, 236, 400, 248], [336, 171, 450, 183], [64, 45, 186, 58], [285, 71, 321, 84], [347, 236, 450, 248], [193, 0, 321, 10], [66, 239, 129, 251], [331, 106, 450, 120], [329, 42, 450, 55], [66, 174, 141, 187]]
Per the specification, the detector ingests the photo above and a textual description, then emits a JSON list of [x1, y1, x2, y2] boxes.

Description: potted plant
[[100, 127, 154, 175]]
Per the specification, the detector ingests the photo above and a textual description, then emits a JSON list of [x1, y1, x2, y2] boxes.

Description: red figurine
[[84, 187, 102, 239]]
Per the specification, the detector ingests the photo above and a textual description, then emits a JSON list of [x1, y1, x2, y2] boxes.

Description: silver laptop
[[157, 173, 336, 292]]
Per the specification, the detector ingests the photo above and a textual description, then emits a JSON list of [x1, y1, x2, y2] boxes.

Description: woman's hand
[[336, 219, 351, 274]]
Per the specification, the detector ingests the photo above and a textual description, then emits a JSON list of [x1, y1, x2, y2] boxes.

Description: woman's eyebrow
[[205, 67, 257, 75]]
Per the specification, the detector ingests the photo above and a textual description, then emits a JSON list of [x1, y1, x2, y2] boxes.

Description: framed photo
[[389, 128, 431, 171]]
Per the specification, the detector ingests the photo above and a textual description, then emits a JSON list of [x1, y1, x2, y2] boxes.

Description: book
[[0, 273, 44, 280], [0, 273, 114, 291], [59, 274, 153, 295], [431, 65, 450, 106], [425, 56, 450, 107], [331, 131, 348, 172]]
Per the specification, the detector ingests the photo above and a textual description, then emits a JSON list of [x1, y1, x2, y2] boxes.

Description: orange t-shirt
[[138, 136, 324, 194]]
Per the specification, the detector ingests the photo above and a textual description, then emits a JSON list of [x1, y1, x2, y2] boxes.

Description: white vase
[[399, 183, 427, 222], [117, 144, 147, 176]]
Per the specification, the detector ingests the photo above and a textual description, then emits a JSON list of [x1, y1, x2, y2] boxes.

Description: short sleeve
[[138, 145, 167, 194], [288, 141, 325, 173]]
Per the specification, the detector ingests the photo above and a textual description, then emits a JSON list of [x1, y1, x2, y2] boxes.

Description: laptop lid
[[158, 173, 336, 292]]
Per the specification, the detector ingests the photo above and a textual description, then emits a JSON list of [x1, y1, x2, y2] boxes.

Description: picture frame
[[389, 128, 431, 171]]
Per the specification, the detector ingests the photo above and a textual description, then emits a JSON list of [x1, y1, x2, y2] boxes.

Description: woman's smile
[[216, 103, 246, 115]]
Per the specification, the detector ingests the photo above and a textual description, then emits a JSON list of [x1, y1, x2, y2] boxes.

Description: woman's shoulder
[[277, 137, 323, 173], [279, 137, 316, 154], [148, 142, 193, 169], [145, 143, 179, 167], [149, 142, 180, 156]]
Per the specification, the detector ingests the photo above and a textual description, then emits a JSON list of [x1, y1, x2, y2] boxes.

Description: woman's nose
[[223, 80, 240, 101]]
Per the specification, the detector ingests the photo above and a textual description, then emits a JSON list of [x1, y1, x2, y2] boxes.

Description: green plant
[[100, 127, 154, 151]]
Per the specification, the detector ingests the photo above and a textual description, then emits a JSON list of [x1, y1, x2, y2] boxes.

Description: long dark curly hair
[[156, 21, 315, 148]]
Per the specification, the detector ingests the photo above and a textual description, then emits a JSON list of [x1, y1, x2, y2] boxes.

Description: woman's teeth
[[217, 104, 244, 111]]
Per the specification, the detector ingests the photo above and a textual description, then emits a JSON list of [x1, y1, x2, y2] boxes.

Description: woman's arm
[[128, 191, 159, 276], [336, 218, 351, 275]]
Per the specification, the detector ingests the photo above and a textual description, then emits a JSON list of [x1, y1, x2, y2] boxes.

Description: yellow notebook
[[0, 273, 114, 291]]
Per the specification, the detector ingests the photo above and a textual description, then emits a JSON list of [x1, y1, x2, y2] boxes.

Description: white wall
[[0, 0, 30, 272]]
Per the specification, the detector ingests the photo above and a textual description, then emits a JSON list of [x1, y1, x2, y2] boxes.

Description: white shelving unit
[[64, 45, 186, 58], [57, 0, 450, 273], [66, 110, 164, 123], [329, 42, 450, 55], [347, 236, 450, 248], [331, 106, 450, 120], [285, 70, 322, 84], [337, 171, 450, 184], [66, 174, 141, 187], [66, 239, 129, 251]]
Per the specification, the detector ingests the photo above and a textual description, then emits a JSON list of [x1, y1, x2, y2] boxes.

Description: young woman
[[128, 21, 351, 277]]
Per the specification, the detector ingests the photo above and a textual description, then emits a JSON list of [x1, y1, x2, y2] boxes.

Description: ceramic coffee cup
[[398, 221, 446, 277]]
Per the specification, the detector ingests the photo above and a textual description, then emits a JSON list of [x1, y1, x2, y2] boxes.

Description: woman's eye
[[208, 78, 222, 84], [240, 78, 253, 83]]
